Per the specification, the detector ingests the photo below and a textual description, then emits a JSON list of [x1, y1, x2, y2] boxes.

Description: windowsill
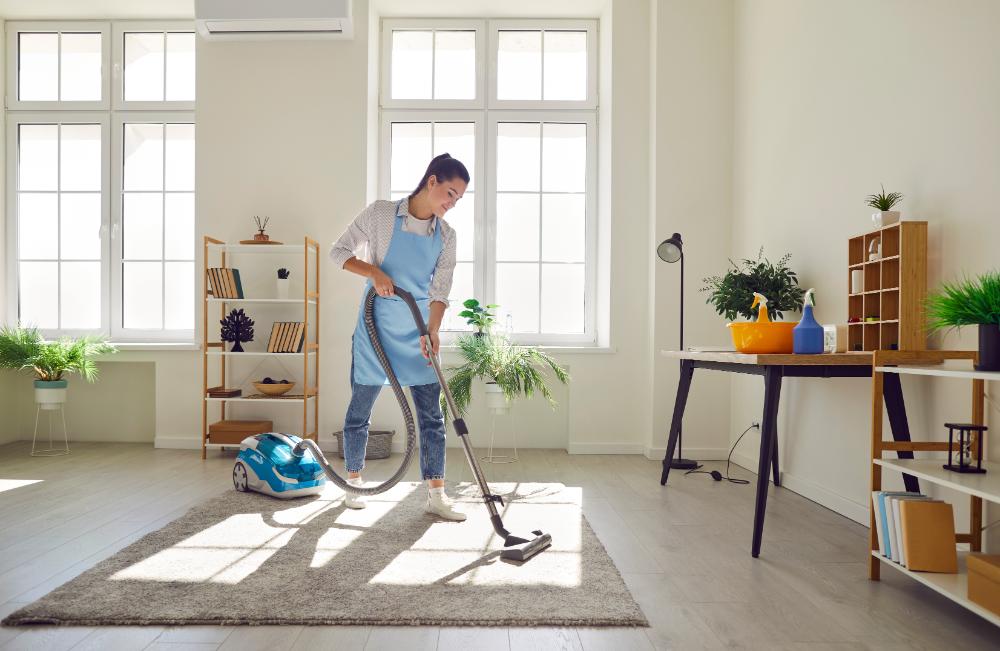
[[440, 344, 616, 355], [109, 342, 200, 351]]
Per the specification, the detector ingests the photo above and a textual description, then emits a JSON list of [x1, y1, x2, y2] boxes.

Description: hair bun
[[432, 152, 452, 161]]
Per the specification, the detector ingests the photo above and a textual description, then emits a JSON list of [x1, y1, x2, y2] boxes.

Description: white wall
[[731, 0, 1000, 539]]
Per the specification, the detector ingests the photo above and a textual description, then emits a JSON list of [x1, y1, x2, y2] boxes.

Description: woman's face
[[426, 175, 467, 217]]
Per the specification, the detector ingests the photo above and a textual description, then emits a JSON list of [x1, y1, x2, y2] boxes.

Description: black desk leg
[[883, 372, 920, 493], [771, 431, 781, 487], [752, 366, 783, 558], [661, 360, 694, 485]]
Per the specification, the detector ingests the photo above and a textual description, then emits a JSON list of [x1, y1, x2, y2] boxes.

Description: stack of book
[[871, 490, 957, 572], [207, 267, 245, 299], [207, 386, 242, 398], [267, 322, 306, 353]]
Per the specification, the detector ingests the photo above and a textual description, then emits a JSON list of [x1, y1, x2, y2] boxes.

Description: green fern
[[700, 248, 806, 321], [440, 333, 569, 417], [925, 272, 1000, 331], [0, 325, 116, 381]]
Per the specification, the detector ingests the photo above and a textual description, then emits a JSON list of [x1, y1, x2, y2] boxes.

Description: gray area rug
[[3, 481, 647, 627]]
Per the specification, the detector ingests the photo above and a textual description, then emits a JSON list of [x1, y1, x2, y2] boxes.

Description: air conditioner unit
[[195, 0, 353, 41]]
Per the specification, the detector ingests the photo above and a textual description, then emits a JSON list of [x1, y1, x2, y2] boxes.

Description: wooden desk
[[660, 350, 933, 557]]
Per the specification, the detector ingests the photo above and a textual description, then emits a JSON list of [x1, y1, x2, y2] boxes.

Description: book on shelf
[[891, 495, 935, 565], [206, 267, 244, 299], [267, 321, 305, 353], [872, 491, 919, 560], [899, 500, 958, 573], [206, 386, 242, 398]]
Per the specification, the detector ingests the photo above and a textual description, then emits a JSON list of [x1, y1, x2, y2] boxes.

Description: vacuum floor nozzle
[[500, 530, 553, 562]]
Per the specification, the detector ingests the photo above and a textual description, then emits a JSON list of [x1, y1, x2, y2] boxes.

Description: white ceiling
[[0, 0, 194, 20]]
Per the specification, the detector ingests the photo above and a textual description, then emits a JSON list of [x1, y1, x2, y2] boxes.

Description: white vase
[[34, 379, 68, 411], [871, 210, 900, 228], [485, 382, 509, 415], [276, 278, 289, 299]]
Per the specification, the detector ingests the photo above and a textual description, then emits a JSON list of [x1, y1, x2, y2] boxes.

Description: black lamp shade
[[657, 233, 683, 263]]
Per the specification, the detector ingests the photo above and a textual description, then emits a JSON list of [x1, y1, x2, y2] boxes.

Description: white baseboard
[[155, 435, 338, 454], [730, 452, 868, 526], [644, 446, 731, 461], [568, 442, 646, 455]]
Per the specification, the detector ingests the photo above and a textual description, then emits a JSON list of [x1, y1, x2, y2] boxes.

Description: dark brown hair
[[410, 153, 470, 198]]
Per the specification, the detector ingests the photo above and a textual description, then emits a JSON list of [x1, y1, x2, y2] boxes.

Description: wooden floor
[[0, 441, 997, 651]]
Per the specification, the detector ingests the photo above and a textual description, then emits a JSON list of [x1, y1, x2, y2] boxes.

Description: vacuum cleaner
[[232, 285, 552, 563]]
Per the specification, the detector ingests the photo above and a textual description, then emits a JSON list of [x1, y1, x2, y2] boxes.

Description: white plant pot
[[485, 382, 509, 415], [276, 278, 290, 299], [34, 380, 68, 411], [871, 210, 900, 228]]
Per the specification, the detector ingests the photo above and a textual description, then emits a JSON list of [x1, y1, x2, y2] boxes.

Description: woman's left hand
[[420, 330, 440, 362]]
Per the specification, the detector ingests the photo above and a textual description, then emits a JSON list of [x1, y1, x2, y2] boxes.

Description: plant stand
[[481, 410, 518, 464], [31, 403, 69, 457]]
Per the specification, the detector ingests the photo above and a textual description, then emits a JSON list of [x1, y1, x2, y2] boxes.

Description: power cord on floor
[[684, 423, 756, 485]]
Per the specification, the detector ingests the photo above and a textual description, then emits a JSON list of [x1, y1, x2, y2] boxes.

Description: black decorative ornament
[[220, 308, 254, 352]]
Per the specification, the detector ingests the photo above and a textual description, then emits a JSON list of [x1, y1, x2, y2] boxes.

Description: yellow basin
[[728, 321, 798, 354]]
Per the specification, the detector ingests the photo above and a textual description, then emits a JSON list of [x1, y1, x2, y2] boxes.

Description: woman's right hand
[[371, 268, 395, 297]]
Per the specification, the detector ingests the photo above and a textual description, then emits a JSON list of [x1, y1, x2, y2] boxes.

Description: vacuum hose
[[293, 285, 421, 496]]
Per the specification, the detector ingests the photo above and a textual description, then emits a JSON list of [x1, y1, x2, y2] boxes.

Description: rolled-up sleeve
[[428, 224, 457, 308], [330, 203, 376, 269]]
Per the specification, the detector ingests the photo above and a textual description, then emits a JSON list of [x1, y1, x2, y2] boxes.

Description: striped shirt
[[329, 197, 457, 307]]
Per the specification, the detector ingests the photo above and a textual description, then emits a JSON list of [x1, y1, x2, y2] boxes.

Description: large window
[[6, 21, 195, 341], [381, 19, 598, 344]]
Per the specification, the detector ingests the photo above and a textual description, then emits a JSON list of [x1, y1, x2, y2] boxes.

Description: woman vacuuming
[[329, 153, 470, 520]]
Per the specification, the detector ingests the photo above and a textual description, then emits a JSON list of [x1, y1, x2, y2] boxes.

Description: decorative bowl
[[252, 381, 295, 396], [727, 321, 798, 354]]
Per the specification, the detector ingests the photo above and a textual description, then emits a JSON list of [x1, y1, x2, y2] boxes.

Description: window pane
[[19, 261, 59, 328], [541, 193, 585, 262], [447, 191, 474, 261], [124, 123, 164, 191], [60, 124, 102, 191], [19, 124, 58, 191], [391, 31, 432, 100], [497, 31, 541, 100], [123, 261, 162, 329], [390, 122, 431, 193], [443, 261, 473, 331], [434, 31, 475, 100], [496, 263, 539, 333], [165, 193, 195, 260], [543, 31, 587, 101], [433, 122, 475, 191], [61, 194, 102, 260], [61, 261, 101, 329], [19, 33, 58, 101], [542, 123, 586, 192], [496, 193, 539, 262], [541, 263, 584, 333], [496, 123, 539, 191], [123, 193, 163, 260], [165, 123, 195, 191], [124, 33, 165, 101], [60, 33, 102, 101], [18, 193, 58, 259], [165, 32, 196, 101], [164, 262, 194, 329]]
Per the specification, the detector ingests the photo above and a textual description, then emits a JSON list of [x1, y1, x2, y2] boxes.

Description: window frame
[[5, 21, 112, 111], [111, 21, 197, 112], [380, 18, 486, 111], [5, 112, 112, 340]]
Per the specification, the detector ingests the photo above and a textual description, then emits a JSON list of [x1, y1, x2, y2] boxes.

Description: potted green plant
[[458, 298, 498, 337], [925, 271, 1000, 371], [701, 248, 806, 321], [866, 184, 903, 228], [0, 325, 116, 409]]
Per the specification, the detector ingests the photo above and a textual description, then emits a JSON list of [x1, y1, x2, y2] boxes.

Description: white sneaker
[[344, 477, 366, 510], [425, 489, 467, 521]]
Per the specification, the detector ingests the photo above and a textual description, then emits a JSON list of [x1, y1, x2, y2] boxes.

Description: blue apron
[[351, 200, 443, 386]]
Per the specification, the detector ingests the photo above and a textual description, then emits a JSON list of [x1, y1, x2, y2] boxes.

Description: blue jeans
[[342, 379, 447, 480]]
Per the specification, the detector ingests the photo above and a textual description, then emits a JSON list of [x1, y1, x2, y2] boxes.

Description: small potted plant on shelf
[[276, 268, 290, 300], [458, 298, 498, 337], [220, 308, 254, 352], [0, 325, 116, 409], [926, 271, 1000, 371], [701, 248, 806, 321], [442, 300, 569, 416], [866, 184, 903, 228]]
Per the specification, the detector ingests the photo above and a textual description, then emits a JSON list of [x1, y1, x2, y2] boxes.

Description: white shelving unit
[[869, 352, 998, 628], [201, 237, 321, 459]]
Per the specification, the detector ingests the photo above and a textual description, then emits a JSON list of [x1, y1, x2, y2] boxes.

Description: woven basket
[[332, 429, 394, 460]]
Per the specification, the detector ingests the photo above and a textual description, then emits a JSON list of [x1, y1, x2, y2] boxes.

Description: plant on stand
[[701, 248, 806, 321], [276, 267, 290, 300], [866, 184, 903, 228], [926, 271, 1000, 371]]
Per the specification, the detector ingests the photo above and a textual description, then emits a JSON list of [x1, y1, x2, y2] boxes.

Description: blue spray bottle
[[793, 288, 824, 354]]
